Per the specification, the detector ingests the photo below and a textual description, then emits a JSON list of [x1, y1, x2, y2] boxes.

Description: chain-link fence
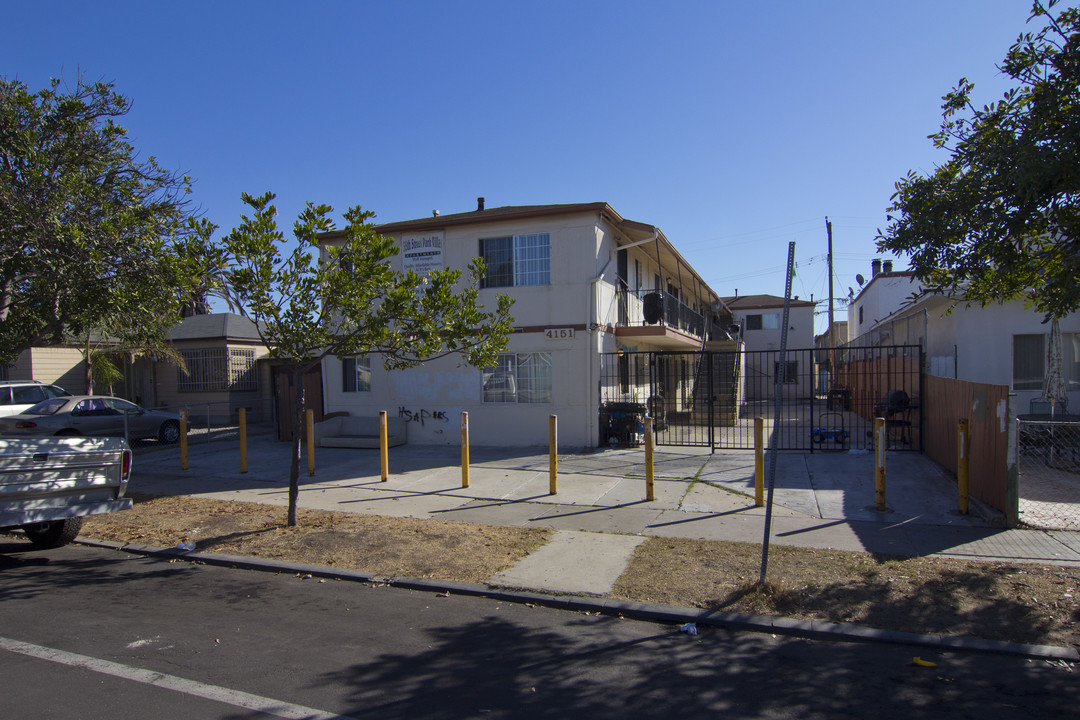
[[1016, 418, 1080, 531], [128, 399, 277, 452]]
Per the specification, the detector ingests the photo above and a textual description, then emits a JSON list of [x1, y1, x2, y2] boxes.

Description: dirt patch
[[613, 537, 1080, 649], [67, 494, 1080, 649], [81, 494, 551, 584]]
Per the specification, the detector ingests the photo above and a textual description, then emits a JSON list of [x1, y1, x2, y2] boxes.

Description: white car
[[0, 381, 71, 417]]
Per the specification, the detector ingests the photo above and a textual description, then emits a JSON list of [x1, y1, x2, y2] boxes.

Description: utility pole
[[826, 217, 835, 370]]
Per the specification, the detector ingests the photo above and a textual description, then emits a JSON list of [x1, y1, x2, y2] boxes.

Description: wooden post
[[239, 408, 247, 473], [379, 410, 389, 482], [958, 418, 970, 514], [645, 417, 655, 501], [179, 409, 188, 471], [461, 411, 470, 488], [754, 417, 764, 507], [306, 409, 315, 477], [874, 417, 886, 511], [549, 415, 558, 495]]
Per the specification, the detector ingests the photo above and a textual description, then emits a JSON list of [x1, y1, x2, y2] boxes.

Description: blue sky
[[3, 1, 1046, 332]]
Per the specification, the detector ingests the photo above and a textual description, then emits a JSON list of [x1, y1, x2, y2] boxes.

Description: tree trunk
[[288, 364, 305, 527]]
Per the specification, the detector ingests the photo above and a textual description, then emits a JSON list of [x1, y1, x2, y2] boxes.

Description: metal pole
[[461, 411, 470, 488], [754, 417, 764, 507], [875, 417, 887, 510], [379, 410, 389, 482], [645, 416, 655, 501], [179, 409, 188, 471], [306, 409, 315, 477], [549, 415, 558, 495], [239, 408, 247, 473], [759, 241, 796, 584]]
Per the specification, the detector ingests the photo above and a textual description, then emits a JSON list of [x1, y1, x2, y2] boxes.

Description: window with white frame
[[482, 352, 552, 403], [479, 233, 550, 288], [341, 356, 371, 392], [177, 348, 257, 392]]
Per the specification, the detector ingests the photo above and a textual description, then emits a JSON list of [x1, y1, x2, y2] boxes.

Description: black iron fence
[[599, 346, 922, 451]]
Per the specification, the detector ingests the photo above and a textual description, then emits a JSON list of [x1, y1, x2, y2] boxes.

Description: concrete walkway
[[129, 436, 1080, 598]]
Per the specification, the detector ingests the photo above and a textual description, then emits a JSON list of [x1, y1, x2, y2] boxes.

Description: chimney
[[871, 259, 882, 277], [477, 197, 485, 211], [883, 259, 893, 274]]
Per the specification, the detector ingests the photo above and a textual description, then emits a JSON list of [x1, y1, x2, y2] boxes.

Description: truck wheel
[[22, 517, 84, 549], [159, 420, 181, 444]]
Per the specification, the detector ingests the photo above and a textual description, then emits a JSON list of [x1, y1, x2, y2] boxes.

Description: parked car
[[0, 395, 183, 444], [0, 380, 71, 417]]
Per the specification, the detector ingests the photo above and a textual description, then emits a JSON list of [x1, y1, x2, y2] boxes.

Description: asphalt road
[[0, 540, 1075, 719]]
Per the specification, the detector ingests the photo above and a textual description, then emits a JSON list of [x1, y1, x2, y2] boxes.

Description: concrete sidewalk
[[129, 436, 1080, 599]]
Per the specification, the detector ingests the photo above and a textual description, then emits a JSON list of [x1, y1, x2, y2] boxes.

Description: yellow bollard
[[180, 409, 188, 471], [958, 418, 970, 514], [754, 417, 764, 507], [874, 417, 887, 511], [461, 411, 470, 488], [379, 410, 389, 482], [645, 417, 655, 501], [306, 409, 315, 477], [239, 408, 248, 473], [549, 414, 558, 495]]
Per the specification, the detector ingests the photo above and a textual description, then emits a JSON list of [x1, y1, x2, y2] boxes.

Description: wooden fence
[[922, 375, 1011, 514]]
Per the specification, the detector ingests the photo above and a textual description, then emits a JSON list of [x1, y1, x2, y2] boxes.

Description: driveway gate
[[599, 346, 922, 451]]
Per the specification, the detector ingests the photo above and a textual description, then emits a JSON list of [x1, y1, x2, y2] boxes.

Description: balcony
[[614, 288, 712, 349]]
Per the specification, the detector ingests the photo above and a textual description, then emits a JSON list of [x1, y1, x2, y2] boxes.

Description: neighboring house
[[139, 313, 273, 423], [846, 259, 1080, 411], [720, 293, 817, 400], [0, 346, 88, 393], [317, 200, 736, 448], [845, 259, 919, 342]]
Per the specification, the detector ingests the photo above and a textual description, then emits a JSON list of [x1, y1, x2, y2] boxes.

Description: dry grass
[[72, 494, 1080, 649]]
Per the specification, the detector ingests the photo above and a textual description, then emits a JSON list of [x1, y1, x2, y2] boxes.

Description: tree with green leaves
[[221, 192, 515, 526], [877, 1, 1080, 321], [0, 75, 195, 367]]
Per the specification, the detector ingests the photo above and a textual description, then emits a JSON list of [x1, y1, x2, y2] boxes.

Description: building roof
[[720, 294, 817, 310], [168, 313, 263, 342], [319, 201, 729, 309]]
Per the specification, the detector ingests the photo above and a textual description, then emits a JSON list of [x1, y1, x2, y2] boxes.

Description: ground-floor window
[[342, 356, 371, 392], [483, 352, 552, 403], [178, 348, 257, 392], [1013, 332, 1080, 391]]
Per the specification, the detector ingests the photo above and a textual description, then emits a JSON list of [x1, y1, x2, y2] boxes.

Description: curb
[[75, 537, 1079, 662]]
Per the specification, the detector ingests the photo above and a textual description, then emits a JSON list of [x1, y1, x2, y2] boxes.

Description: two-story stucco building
[[317, 200, 736, 448]]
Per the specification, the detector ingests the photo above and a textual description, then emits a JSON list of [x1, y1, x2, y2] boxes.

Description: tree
[[0, 75, 194, 366], [221, 192, 515, 526], [876, 1, 1080, 321]]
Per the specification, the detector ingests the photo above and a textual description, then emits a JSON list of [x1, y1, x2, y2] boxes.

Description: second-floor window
[[745, 313, 779, 331], [480, 233, 550, 288]]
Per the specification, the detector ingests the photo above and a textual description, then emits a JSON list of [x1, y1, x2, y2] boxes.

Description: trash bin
[[602, 401, 646, 447], [827, 387, 851, 411]]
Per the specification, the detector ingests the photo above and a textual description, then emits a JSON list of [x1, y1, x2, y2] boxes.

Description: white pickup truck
[[0, 436, 133, 549]]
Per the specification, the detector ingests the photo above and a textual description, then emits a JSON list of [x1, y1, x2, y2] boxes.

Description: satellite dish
[[856, 274, 865, 286]]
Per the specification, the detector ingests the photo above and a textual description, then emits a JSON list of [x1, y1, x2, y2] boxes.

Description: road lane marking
[[0, 635, 356, 720]]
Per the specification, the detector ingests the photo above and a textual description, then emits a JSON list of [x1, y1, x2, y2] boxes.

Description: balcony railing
[[615, 287, 708, 339]]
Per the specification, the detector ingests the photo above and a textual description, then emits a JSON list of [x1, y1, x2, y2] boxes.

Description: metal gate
[[599, 346, 922, 451]]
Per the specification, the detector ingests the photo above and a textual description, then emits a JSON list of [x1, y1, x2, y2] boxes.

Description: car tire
[[159, 420, 181, 444], [22, 517, 83, 549]]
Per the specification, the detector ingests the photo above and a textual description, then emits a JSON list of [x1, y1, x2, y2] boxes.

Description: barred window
[[482, 352, 552, 403], [479, 233, 550, 288], [342, 356, 371, 392], [177, 348, 257, 392]]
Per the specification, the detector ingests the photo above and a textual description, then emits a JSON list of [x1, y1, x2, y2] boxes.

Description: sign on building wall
[[400, 232, 444, 276]]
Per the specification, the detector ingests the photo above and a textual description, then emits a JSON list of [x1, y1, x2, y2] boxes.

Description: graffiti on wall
[[398, 407, 449, 426]]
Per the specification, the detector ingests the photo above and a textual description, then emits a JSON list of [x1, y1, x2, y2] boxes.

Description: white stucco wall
[[848, 274, 921, 341]]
